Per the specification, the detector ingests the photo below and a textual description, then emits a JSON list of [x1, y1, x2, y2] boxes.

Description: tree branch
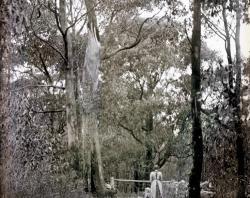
[[11, 85, 65, 92], [29, 4, 67, 63], [102, 12, 160, 60], [32, 109, 65, 114], [118, 122, 144, 145], [202, 12, 226, 41], [184, 19, 192, 48], [35, 47, 53, 83]]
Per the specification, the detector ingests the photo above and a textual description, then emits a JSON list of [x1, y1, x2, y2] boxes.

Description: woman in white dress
[[150, 165, 163, 198]]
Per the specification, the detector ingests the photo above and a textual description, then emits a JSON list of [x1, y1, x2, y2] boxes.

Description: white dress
[[150, 170, 163, 198]]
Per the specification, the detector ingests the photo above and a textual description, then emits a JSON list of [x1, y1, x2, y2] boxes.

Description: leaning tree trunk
[[188, 0, 203, 197], [235, 1, 246, 197], [0, 0, 11, 196]]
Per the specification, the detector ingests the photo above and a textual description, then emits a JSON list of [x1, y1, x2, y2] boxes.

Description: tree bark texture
[[0, 0, 11, 196], [222, 2, 234, 104], [188, 0, 203, 197], [60, 0, 78, 148], [82, 0, 106, 196], [144, 111, 154, 180], [235, 1, 246, 197]]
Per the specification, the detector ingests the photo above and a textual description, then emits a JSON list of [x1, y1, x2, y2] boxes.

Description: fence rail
[[110, 177, 189, 198], [113, 179, 150, 183], [113, 178, 179, 184]]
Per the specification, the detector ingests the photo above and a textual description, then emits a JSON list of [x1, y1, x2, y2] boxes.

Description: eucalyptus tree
[[6, 0, 88, 194], [101, 6, 193, 184], [79, 0, 107, 195], [188, 0, 203, 197], [26, 0, 109, 195], [201, 1, 248, 196], [234, 2, 245, 197], [59, 0, 78, 149]]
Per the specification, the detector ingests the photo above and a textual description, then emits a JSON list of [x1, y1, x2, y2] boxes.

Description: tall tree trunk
[[144, 111, 154, 179], [243, 59, 250, 197], [221, 4, 237, 194], [133, 162, 140, 193], [59, 0, 78, 148], [235, 1, 246, 197], [82, 0, 106, 196], [0, 0, 11, 196], [222, 2, 234, 104], [188, 0, 203, 197], [82, 113, 105, 196]]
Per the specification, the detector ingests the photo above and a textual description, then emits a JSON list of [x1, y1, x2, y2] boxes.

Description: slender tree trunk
[[222, 2, 234, 104], [133, 162, 140, 193], [243, 59, 250, 197], [188, 0, 203, 197], [144, 111, 154, 179], [235, 1, 246, 197], [0, 0, 11, 196], [221, 4, 237, 194], [59, 0, 78, 148]]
